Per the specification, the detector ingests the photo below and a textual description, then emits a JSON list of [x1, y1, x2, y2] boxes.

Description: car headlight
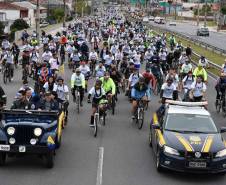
[[216, 149, 226, 158], [163, 145, 180, 156], [7, 127, 15, 135], [34, 128, 42, 137]]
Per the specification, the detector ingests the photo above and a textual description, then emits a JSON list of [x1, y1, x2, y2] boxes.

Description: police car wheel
[[45, 151, 54, 168], [0, 152, 6, 166], [149, 129, 152, 147], [156, 149, 163, 172]]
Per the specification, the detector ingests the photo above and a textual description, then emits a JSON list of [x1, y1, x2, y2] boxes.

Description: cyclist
[[215, 73, 226, 110], [193, 63, 208, 83], [71, 68, 85, 106], [189, 75, 207, 102], [87, 80, 106, 127], [182, 71, 195, 101], [100, 71, 116, 103], [43, 76, 56, 93], [49, 53, 60, 76], [95, 61, 106, 78], [128, 67, 143, 94], [180, 59, 193, 79], [199, 56, 208, 68], [160, 77, 178, 103], [53, 76, 69, 121], [142, 68, 156, 93], [1, 48, 14, 81], [11, 42, 20, 67], [71, 49, 81, 69], [131, 77, 151, 119], [42, 48, 52, 63], [79, 61, 90, 92]]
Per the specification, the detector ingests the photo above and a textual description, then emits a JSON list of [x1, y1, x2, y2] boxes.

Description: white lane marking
[[96, 147, 104, 185]]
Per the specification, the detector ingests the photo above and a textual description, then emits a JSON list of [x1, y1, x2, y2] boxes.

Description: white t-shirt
[[79, 65, 90, 76], [53, 84, 69, 101], [129, 73, 143, 87], [191, 82, 206, 97], [49, 58, 59, 70], [161, 83, 176, 99], [182, 76, 194, 90]]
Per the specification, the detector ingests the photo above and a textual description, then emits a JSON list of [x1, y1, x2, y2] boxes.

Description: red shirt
[[142, 72, 156, 88]]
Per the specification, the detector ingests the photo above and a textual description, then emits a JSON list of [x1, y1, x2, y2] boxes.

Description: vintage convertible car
[[149, 100, 226, 174], [0, 109, 65, 168]]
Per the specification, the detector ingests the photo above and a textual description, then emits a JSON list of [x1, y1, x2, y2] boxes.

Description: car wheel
[[45, 151, 54, 168], [0, 152, 6, 166], [156, 148, 163, 172]]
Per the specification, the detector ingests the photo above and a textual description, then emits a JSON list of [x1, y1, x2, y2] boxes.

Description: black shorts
[[92, 98, 101, 108], [193, 96, 203, 102]]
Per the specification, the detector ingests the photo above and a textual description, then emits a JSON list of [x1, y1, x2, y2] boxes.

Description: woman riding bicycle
[[88, 80, 107, 127]]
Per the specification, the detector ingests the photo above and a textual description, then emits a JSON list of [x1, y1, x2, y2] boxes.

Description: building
[[0, 2, 29, 32], [12, 1, 47, 26]]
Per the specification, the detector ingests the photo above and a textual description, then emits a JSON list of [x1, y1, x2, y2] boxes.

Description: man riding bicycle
[[215, 73, 226, 110], [131, 77, 151, 119]]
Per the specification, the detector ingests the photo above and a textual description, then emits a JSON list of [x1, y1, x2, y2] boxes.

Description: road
[[150, 21, 226, 51], [1, 57, 226, 185]]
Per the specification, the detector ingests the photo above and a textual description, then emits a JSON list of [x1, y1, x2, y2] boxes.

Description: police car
[[149, 100, 226, 173]]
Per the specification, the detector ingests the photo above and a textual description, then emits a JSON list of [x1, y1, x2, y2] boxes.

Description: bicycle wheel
[[111, 96, 115, 115], [216, 101, 221, 113], [137, 108, 144, 130], [93, 115, 98, 137], [3, 70, 7, 84], [76, 94, 80, 114]]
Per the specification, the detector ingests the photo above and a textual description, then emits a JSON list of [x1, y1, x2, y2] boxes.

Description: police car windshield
[[164, 114, 218, 133]]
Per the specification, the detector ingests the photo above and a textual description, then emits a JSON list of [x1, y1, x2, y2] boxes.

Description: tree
[[10, 19, 29, 32], [52, 8, 64, 23], [0, 21, 4, 35], [221, 5, 226, 15], [74, 0, 91, 16]]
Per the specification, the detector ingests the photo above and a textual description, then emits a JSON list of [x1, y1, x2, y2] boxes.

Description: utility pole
[[63, 0, 66, 27], [197, 2, 200, 26], [217, 0, 223, 31], [174, 0, 177, 20], [204, 0, 207, 27], [36, 0, 40, 42]]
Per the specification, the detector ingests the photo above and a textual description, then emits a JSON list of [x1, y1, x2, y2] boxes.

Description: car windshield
[[3, 114, 57, 124], [201, 28, 208, 31], [164, 114, 218, 133]]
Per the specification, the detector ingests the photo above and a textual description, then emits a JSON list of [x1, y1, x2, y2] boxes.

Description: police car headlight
[[216, 149, 226, 158], [34, 128, 42, 137], [163, 145, 180, 156], [7, 127, 15, 135]]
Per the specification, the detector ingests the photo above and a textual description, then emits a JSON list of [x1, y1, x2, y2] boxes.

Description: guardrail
[[156, 25, 226, 56]]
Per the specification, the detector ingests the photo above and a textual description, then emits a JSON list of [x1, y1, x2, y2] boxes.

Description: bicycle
[[3, 63, 12, 84], [133, 99, 145, 130], [92, 100, 108, 137], [215, 92, 226, 116], [107, 94, 116, 115], [74, 87, 80, 114], [155, 74, 163, 95]]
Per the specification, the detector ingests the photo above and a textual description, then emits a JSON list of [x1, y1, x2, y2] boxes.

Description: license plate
[[19, 146, 26, 153], [0, 145, 10, 151], [189, 162, 206, 168]]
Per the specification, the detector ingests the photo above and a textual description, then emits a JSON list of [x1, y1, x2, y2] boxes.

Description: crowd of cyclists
[[0, 6, 226, 130]]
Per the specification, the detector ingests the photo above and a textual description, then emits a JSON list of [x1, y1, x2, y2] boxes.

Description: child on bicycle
[[87, 80, 107, 127]]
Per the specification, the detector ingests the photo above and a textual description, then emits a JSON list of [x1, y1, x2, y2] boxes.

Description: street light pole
[[204, 0, 207, 27], [36, 0, 40, 41], [197, 2, 200, 26], [63, 0, 66, 27]]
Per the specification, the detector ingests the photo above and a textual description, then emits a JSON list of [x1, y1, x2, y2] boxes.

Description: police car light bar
[[165, 100, 208, 107]]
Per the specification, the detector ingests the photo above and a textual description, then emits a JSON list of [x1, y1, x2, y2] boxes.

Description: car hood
[[163, 131, 226, 153]]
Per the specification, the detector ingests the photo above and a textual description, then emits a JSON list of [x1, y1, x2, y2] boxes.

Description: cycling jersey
[[131, 83, 151, 100], [100, 77, 116, 95], [71, 73, 85, 88], [193, 67, 208, 81]]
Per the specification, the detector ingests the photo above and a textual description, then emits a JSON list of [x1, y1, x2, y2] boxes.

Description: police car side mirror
[[220, 127, 226, 133], [152, 124, 161, 130]]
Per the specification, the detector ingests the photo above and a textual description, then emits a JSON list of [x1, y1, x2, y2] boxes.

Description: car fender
[[40, 132, 57, 144], [0, 128, 8, 142]]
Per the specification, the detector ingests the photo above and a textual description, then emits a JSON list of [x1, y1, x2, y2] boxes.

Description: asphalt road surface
[[150, 21, 226, 51], [1, 57, 226, 185]]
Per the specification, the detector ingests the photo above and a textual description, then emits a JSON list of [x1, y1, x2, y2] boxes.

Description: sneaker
[[132, 115, 135, 119], [11, 78, 14, 81]]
